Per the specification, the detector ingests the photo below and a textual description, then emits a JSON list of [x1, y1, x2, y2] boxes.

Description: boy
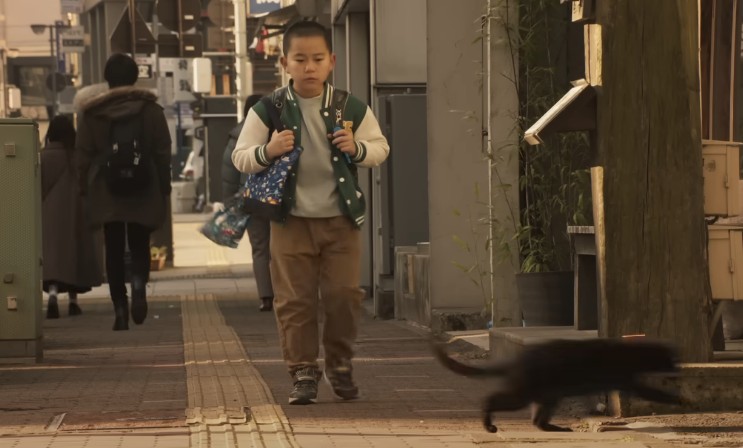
[[232, 21, 390, 405]]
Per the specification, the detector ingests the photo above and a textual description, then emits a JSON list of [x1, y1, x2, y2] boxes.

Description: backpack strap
[[329, 88, 351, 163], [260, 87, 288, 134], [260, 96, 285, 133], [331, 88, 350, 129], [108, 115, 144, 149]]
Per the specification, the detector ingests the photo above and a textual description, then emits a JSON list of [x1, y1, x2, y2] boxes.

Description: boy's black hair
[[282, 20, 332, 55], [244, 94, 263, 117], [104, 53, 139, 88]]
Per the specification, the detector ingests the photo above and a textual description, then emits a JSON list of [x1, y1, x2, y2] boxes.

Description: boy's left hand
[[330, 129, 357, 157]]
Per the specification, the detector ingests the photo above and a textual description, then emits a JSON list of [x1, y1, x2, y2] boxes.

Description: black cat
[[433, 338, 681, 432]]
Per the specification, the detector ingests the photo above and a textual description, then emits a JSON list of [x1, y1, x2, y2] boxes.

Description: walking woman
[[42, 115, 103, 318]]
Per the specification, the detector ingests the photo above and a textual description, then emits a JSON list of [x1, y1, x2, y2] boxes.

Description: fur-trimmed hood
[[75, 85, 160, 119], [72, 82, 108, 113]]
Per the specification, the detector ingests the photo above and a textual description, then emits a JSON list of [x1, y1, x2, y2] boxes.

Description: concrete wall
[[331, 20, 347, 89], [331, 0, 521, 326], [373, 0, 426, 84], [426, 0, 491, 313], [347, 13, 369, 103], [338, 11, 373, 293], [347, 13, 373, 293], [487, 0, 521, 327]]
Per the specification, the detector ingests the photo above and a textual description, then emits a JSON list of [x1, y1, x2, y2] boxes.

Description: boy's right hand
[[266, 130, 295, 159]]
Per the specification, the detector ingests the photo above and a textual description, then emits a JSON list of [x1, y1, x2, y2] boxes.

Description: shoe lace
[[329, 365, 354, 386], [294, 368, 318, 383]]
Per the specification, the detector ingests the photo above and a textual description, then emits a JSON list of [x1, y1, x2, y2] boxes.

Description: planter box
[[703, 140, 742, 217], [515, 271, 574, 326]]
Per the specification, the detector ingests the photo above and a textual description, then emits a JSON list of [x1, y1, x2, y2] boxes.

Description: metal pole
[[129, 0, 136, 55], [49, 25, 57, 118], [0, 49, 6, 118], [153, 10, 159, 83], [0, 0, 6, 117], [177, 0, 183, 57], [233, 0, 250, 121]]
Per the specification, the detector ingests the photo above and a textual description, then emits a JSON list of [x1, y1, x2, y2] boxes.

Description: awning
[[251, 4, 301, 41], [524, 79, 597, 146]]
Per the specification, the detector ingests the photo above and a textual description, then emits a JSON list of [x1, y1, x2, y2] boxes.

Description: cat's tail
[[432, 342, 509, 377]]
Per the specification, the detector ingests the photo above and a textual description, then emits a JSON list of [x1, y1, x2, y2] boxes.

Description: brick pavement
[[0, 219, 695, 447], [218, 295, 690, 448], [0, 294, 190, 447], [1, 285, 676, 448]]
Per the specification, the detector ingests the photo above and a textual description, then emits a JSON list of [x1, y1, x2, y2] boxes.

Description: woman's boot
[[131, 277, 148, 325], [46, 284, 59, 319], [68, 292, 82, 316], [113, 299, 129, 331]]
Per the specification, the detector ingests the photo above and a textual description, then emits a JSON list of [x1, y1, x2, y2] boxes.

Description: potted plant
[[514, 0, 592, 326], [452, 0, 592, 328]]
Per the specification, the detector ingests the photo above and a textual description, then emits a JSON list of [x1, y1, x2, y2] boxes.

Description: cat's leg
[[532, 400, 571, 432], [632, 384, 682, 404], [482, 392, 529, 433]]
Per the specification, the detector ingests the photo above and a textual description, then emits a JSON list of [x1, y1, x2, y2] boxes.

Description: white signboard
[[159, 58, 195, 102], [58, 86, 77, 114], [61, 0, 84, 14], [135, 55, 155, 79], [60, 26, 85, 53]]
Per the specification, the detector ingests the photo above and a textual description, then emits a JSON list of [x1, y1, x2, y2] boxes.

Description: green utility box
[[0, 119, 42, 362]]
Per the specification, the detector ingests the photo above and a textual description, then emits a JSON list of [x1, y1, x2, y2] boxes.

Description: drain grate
[[58, 410, 186, 431]]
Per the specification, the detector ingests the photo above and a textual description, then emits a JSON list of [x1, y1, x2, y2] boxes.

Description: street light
[[30, 22, 69, 118]]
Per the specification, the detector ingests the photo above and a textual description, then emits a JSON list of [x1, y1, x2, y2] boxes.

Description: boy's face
[[281, 35, 335, 98]]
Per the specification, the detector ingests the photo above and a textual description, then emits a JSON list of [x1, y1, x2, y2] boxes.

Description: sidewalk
[[0, 214, 725, 447]]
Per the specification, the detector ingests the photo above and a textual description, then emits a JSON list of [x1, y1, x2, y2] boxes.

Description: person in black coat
[[221, 94, 274, 311], [76, 53, 172, 331]]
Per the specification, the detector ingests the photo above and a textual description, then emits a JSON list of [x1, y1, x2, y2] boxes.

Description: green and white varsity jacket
[[232, 81, 390, 227]]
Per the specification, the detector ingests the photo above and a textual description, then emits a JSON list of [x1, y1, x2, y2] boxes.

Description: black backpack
[[103, 115, 151, 196]]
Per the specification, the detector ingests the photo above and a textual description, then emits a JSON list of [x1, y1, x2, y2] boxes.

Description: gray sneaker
[[324, 362, 359, 400], [289, 367, 319, 405]]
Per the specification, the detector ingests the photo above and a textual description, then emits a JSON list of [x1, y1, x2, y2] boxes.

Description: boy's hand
[[331, 129, 357, 157], [266, 130, 295, 159]]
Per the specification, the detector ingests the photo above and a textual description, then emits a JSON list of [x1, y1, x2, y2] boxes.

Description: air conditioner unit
[[703, 140, 742, 217]]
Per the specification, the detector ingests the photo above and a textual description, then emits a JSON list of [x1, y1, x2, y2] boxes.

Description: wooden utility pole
[[595, 1, 712, 362]]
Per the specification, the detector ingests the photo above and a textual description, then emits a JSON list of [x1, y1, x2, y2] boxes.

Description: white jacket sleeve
[[232, 109, 272, 174], [351, 106, 390, 168]]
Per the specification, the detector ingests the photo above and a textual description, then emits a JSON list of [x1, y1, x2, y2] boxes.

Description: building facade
[[0, 0, 66, 121]]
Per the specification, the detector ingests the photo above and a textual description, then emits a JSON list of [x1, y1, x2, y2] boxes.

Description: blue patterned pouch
[[242, 147, 302, 220], [200, 191, 251, 248]]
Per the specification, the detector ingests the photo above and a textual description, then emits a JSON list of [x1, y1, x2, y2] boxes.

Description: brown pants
[[270, 215, 364, 374]]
